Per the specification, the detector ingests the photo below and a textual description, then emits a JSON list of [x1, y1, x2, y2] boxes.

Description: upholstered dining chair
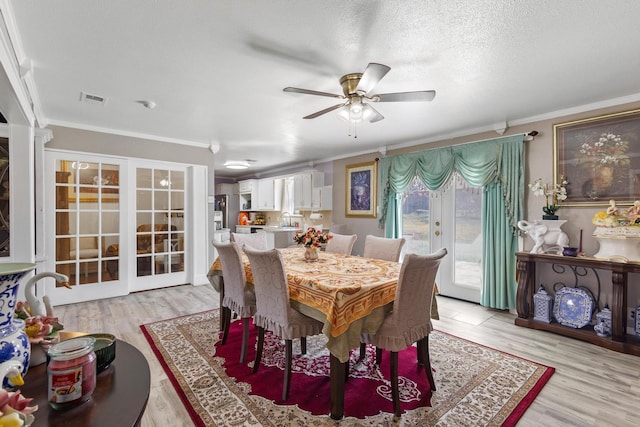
[[231, 230, 268, 250], [243, 246, 324, 401], [212, 241, 256, 364], [325, 233, 358, 255], [361, 248, 447, 417], [363, 235, 406, 262], [359, 235, 407, 359]]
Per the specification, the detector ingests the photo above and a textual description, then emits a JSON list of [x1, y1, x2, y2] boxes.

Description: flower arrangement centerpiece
[[528, 176, 568, 219], [293, 227, 332, 261]]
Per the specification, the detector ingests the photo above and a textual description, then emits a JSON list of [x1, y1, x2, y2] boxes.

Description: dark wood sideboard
[[515, 252, 640, 356]]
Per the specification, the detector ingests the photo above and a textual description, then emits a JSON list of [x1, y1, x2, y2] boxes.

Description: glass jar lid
[[48, 336, 96, 361]]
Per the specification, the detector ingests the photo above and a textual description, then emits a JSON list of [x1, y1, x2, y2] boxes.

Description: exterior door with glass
[[402, 175, 482, 303]]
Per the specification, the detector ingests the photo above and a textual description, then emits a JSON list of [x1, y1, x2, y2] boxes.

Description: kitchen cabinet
[[238, 179, 257, 211], [256, 178, 283, 211], [293, 172, 323, 211], [264, 227, 301, 249], [312, 185, 332, 211], [293, 174, 312, 210], [238, 179, 255, 194]]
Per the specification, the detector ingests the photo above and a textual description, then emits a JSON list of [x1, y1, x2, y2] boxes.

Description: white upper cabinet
[[238, 179, 257, 210], [294, 172, 324, 211], [321, 185, 333, 210], [293, 174, 312, 210], [256, 178, 282, 211], [312, 184, 333, 210]]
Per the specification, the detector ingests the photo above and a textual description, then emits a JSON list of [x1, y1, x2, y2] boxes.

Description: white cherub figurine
[[606, 199, 618, 216]]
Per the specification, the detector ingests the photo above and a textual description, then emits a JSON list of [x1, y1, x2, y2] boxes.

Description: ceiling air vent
[[80, 91, 107, 105]]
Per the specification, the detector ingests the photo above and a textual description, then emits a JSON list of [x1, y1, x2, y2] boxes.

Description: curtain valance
[[379, 134, 524, 233]]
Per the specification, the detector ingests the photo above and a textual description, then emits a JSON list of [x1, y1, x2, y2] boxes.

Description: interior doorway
[[47, 153, 191, 304]]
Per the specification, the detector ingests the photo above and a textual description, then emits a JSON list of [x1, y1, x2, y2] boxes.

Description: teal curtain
[[378, 135, 524, 309]]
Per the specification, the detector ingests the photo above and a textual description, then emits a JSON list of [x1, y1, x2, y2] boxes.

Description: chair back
[[212, 241, 255, 317], [231, 230, 268, 250], [363, 235, 406, 262], [325, 233, 357, 255], [243, 246, 297, 334], [392, 248, 447, 330]]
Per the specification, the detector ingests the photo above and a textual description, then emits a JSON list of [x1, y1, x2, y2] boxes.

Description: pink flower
[[0, 389, 38, 415]]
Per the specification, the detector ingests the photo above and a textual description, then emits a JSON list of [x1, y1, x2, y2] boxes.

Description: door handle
[[434, 230, 440, 236]]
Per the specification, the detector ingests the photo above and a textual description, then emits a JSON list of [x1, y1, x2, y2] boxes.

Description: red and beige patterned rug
[[141, 310, 554, 426]]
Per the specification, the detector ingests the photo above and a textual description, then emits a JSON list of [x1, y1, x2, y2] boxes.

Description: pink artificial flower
[[0, 389, 38, 415]]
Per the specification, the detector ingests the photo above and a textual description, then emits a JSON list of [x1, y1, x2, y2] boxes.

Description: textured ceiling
[[8, 0, 640, 177]]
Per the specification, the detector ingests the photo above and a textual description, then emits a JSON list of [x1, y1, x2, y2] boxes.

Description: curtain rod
[[448, 130, 539, 147], [376, 130, 539, 161]]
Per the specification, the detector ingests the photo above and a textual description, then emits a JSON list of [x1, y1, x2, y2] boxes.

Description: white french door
[[401, 175, 482, 303], [46, 153, 191, 304], [48, 153, 128, 304], [129, 164, 187, 291]]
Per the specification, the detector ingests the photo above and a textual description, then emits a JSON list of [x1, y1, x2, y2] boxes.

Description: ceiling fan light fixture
[[224, 160, 250, 170], [336, 106, 350, 122], [349, 102, 364, 121]]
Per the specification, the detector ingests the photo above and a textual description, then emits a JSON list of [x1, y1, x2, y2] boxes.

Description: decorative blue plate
[[553, 287, 594, 328]]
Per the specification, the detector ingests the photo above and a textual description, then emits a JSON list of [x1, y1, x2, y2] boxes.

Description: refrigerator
[[208, 193, 238, 267], [214, 194, 239, 230]]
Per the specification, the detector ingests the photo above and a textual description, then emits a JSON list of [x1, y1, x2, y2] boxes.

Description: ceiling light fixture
[[71, 161, 89, 170], [224, 161, 250, 170], [336, 98, 381, 138]]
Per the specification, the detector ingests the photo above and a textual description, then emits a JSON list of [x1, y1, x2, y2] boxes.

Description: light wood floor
[[52, 284, 640, 427]]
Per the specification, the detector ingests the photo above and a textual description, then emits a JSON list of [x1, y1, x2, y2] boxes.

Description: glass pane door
[[401, 175, 482, 303], [135, 167, 185, 278], [51, 156, 127, 304]]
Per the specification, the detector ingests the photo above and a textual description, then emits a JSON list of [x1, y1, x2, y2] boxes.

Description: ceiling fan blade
[[362, 104, 384, 123], [374, 90, 436, 102], [303, 102, 347, 119], [283, 87, 344, 99], [355, 63, 391, 94]]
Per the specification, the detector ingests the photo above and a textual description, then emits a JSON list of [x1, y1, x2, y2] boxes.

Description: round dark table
[[21, 339, 150, 427]]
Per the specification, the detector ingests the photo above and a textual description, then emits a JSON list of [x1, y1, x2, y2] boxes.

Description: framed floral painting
[[553, 108, 640, 207], [345, 161, 377, 217]]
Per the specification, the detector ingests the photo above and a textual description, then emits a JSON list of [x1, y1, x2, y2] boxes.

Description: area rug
[[141, 310, 554, 426]]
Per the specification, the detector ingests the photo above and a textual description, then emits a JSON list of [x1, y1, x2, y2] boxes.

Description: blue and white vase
[[0, 263, 36, 388]]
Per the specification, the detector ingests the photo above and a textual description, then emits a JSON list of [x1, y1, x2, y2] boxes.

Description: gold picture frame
[[345, 161, 377, 218], [554, 108, 640, 207], [61, 161, 120, 203]]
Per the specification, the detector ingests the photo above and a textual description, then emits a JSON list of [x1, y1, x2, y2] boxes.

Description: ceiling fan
[[283, 63, 436, 124]]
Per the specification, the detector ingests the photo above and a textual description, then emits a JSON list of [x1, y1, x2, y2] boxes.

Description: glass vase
[[304, 246, 319, 262]]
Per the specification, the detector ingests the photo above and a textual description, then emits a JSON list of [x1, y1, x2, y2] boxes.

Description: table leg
[[329, 354, 345, 420], [218, 277, 225, 332], [611, 270, 627, 342]]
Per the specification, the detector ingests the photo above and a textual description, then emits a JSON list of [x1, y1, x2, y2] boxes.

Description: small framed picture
[[554, 108, 640, 206], [345, 161, 377, 217]]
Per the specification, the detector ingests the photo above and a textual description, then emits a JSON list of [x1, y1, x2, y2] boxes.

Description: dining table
[[207, 246, 439, 420]]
